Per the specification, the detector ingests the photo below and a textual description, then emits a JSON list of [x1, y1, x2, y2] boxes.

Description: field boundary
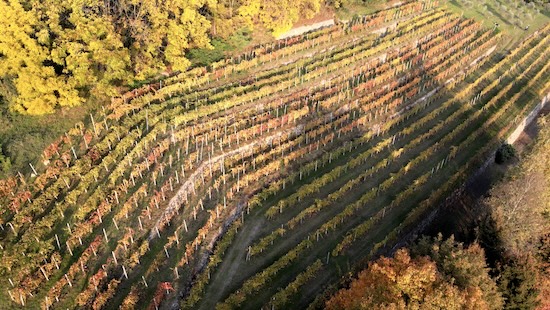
[[388, 90, 550, 255]]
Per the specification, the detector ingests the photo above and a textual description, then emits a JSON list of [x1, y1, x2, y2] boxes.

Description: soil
[[513, 105, 550, 153]]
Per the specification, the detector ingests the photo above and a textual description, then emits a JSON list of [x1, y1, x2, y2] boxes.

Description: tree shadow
[[486, 4, 512, 25], [449, 0, 462, 8]]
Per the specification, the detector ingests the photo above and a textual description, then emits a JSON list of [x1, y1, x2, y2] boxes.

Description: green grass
[[187, 28, 253, 68], [0, 101, 96, 178], [444, 0, 549, 48], [335, 1, 391, 21]]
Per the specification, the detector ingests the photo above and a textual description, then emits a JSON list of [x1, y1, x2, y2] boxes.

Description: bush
[[495, 143, 516, 164], [187, 28, 252, 67]]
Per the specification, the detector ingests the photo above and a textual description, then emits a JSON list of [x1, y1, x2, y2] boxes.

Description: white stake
[[64, 274, 72, 287], [66, 242, 73, 256], [90, 114, 98, 137], [103, 228, 109, 243], [29, 163, 38, 175]]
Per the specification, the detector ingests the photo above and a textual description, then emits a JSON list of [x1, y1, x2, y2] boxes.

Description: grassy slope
[[0, 103, 96, 178], [445, 0, 549, 48]]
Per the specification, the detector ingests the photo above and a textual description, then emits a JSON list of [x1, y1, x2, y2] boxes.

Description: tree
[[0, 142, 11, 177], [495, 143, 516, 164], [326, 242, 502, 310], [0, 0, 216, 114], [497, 256, 540, 310], [481, 117, 550, 309], [0, 0, 82, 114], [257, 0, 321, 37], [485, 118, 549, 257], [412, 235, 504, 310]]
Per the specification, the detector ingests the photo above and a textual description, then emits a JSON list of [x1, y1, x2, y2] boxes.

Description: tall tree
[[327, 237, 503, 309], [0, 0, 82, 114], [326, 248, 489, 310], [258, 0, 321, 37], [481, 117, 550, 309], [0, 0, 217, 114]]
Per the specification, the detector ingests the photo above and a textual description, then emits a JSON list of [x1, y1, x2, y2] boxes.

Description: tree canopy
[[326, 236, 503, 310], [0, 0, 340, 115], [482, 117, 550, 309]]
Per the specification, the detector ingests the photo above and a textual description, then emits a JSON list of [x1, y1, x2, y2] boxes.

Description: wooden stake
[[39, 266, 49, 281], [90, 114, 98, 137]]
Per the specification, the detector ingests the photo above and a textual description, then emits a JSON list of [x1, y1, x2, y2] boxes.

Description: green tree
[[495, 143, 516, 164], [497, 256, 539, 310], [412, 235, 504, 309], [0, 142, 11, 177]]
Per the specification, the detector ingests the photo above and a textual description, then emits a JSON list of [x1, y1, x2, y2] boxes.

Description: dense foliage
[[326, 236, 503, 310], [495, 143, 516, 164], [482, 117, 550, 309], [0, 0, 337, 115]]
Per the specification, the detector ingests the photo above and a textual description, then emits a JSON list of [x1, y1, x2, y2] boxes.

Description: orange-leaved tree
[[327, 236, 503, 309]]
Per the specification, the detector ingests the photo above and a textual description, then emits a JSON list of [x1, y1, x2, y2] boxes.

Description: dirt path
[[197, 217, 265, 310], [512, 105, 550, 153], [276, 20, 335, 40]]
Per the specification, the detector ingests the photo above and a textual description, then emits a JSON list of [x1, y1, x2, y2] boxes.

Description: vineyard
[[0, 0, 549, 309]]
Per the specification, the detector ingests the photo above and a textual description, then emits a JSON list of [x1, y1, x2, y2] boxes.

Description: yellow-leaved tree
[[0, 0, 216, 114], [0, 0, 82, 114], [258, 0, 321, 37]]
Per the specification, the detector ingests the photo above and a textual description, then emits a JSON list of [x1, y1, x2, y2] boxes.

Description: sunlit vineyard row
[[0, 0, 548, 309]]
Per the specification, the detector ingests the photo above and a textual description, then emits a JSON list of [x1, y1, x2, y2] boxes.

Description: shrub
[[495, 143, 516, 164]]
